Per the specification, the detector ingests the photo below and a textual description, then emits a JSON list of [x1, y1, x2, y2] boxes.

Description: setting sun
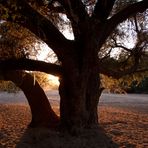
[[48, 74, 59, 86]]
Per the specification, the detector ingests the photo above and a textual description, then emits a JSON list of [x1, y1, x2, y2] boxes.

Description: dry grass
[[0, 104, 148, 148]]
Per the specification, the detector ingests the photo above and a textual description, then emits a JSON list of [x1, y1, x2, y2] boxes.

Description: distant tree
[[126, 77, 148, 93], [0, 0, 148, 134], [0, 80, 19, 92]]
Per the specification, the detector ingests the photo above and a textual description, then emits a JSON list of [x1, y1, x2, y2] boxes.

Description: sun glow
[[32, 19, 73, 88], [32, 43, 59, 87], [48, 74, 60, 86]]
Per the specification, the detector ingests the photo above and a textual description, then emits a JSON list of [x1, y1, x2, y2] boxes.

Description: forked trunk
[[58, 28, 104, 133], [3, 71, 59, 128]]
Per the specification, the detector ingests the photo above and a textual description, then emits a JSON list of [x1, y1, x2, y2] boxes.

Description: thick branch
[[0, 58, 62, 76], [0, 0, 74, 59], [94, 0, 148, 52], [100, 66, 148, 79], [59, 0, 88, 23], [93, 0, 116, 21], [99, 64, 137, 79], [99, 55, 141, 79], [48, 5, 65, 13], [99, 61, 141, 79], [108, 1, 148, 34], [58, 0, 89, 40]]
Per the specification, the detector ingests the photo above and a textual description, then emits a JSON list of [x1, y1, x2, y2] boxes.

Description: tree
[[0, 0, 148, 133]]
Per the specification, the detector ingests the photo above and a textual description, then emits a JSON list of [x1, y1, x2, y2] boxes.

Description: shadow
[[16, 126, 119, 148]]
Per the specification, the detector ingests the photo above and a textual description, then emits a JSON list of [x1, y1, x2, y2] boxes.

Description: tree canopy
[[0, 0, 148, 135], [0, 0, 147, 78]]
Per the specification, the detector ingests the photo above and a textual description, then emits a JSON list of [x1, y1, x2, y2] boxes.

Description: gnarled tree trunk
[[59, 33, 103, 133], [59, 68, 103, 133], [3, 70, 59, 128]]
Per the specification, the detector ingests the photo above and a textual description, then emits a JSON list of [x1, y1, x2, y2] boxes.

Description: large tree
[[0, 0, 148, 133]]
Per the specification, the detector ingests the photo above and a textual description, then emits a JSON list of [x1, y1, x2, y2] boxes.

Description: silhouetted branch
[[111, 37, 132, 53], [108, 1, 148, 35], [99, 54, 141, 79], [0, 0, 73, 59], [0, 58, 62, 76], [58, 0, 88, 23], [93, 0, 116, 21], [48, 5, 65, 13]]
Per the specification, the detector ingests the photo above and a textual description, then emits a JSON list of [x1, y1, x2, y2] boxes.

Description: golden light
[[48, 74, 60, 86]]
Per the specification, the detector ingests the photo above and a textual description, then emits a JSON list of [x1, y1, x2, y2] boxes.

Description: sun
[[48, 74, 60, 86]]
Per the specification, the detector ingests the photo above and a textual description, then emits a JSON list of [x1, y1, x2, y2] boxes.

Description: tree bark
[[59, 70, 102, 133], [59, 38, 102, 133], [85, 71, 103, 127], [59, 72, 88, 133], [3, 71, 59, 128]]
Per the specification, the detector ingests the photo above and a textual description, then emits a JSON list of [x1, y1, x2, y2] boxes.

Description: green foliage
[[101, 71, 148, 94], [127, 77, 148, 93]]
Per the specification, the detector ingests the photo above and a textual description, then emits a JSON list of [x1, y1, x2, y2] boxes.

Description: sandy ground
[[0, 91, 148, 148], [0, 91, 148, 113]]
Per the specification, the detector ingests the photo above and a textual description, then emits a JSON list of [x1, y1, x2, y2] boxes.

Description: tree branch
[[58, 0, 89, 40], [95, 0, 148, 51], [99, 64, 137, 79], [59, 0, 88, 23], [100, 65, 148, 79], [0, 0, 74, 59], [0, 58, 62, 76], [111, 37, 132, 53], [48, 5, 65, 13], [93, 0, 116, 21], [99, 57, 142, 79], [108, 0, 148, 34]]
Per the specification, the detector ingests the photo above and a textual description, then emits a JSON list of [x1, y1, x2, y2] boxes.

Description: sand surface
[[0, 91, 148, 112], [0, 91, 148, 148]]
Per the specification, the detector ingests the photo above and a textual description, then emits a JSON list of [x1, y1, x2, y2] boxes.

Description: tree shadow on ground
[[16, 126, 119, 148]]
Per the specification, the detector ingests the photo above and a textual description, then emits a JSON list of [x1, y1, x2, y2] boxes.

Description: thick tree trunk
[[59, 73, 88, 132], [3, 71, 59, 128], [59, 71, 102, 133], [58, 26, 104, 133], [59, 54, 102, 134], [85, 71, 103, 127]]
